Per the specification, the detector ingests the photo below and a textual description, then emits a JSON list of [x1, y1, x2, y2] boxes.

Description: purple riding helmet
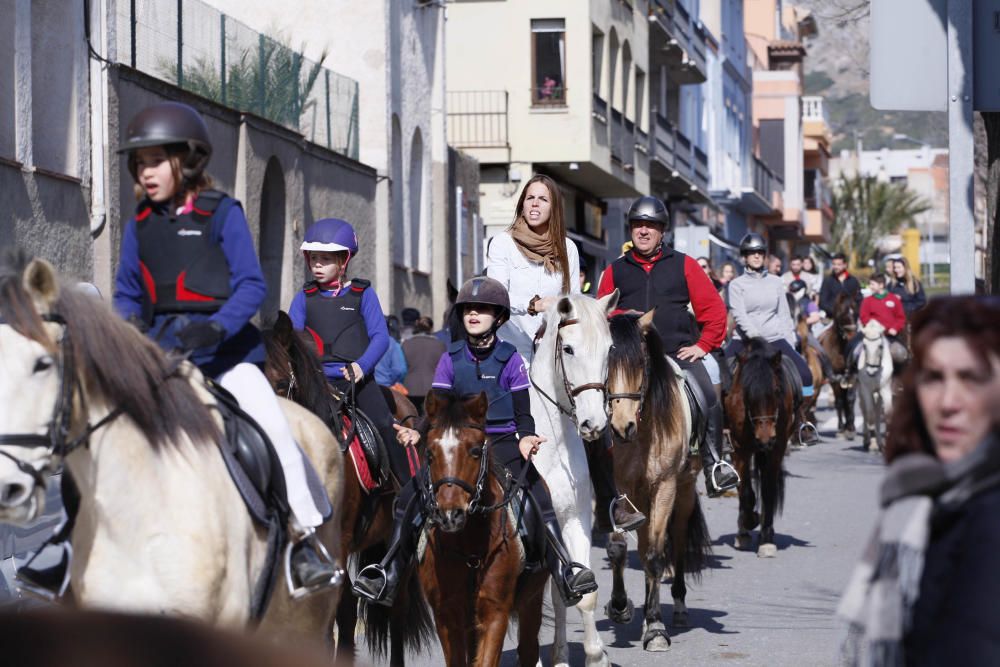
[[301, 218, 359, 264]]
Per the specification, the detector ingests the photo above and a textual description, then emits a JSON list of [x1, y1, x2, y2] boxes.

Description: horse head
[[834, 292, 859, 340], [262, 311, 299, 398], [530, 291, 618, 440], [607, 309, 656, 442], [860, 319, 886, 377], [735, 339, 786, 449], [0, 257, 64, 523], [424, 390, 490, 533]]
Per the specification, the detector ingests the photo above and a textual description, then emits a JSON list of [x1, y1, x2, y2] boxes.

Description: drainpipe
[[87, 0, 109, 239]]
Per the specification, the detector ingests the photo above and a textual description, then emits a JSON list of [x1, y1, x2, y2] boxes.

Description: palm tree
[[830, 173, 930, 266]]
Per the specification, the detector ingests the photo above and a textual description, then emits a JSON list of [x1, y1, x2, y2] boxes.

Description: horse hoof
[[735, 534, 753, 551], [672, 610, 689, 628], [846, 430, 856, 442], [757, 543, 778, 558], [604, 597, 634, 624], [642, 627, 671, 652]]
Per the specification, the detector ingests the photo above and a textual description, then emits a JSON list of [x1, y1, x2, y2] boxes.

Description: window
[[591, 26, 604, 97], [635, 68, 645, 131], [532, 19, 566, 105]]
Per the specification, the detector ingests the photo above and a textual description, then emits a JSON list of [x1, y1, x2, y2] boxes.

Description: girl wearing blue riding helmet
[[288, 219, 413, 492]]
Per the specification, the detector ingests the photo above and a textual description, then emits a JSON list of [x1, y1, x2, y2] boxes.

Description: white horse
[[529, 291, 618, 667], [0, 257, 344, 643], [856, 319, 894, 453]]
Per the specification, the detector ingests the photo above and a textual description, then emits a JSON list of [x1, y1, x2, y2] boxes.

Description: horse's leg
[[335, 584, 358, 662], [756, 450, 780, 559], [640, 480, 676, 652], [516, 572, 548, 667], [833, 385, 847, 436], [668, 476, 700, 628], [734, 450, 756, 551], [473, 563, 515, 667], [604, 532, 633, 624], [552, 508, 606, 666], [845, 383, 857, 440]]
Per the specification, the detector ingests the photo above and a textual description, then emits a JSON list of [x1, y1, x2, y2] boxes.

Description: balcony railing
[[802, 96, 829, 125], [531, 86, 567, 107], [652, 113, 676, 166], [592, 93, 608, 124], [447, 90, 509, 148], [804, 169, 832, 210], [753, 155, 783, 204], [693, 145, 708, 191]]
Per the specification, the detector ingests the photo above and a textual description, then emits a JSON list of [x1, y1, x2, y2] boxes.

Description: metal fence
[[446, 91, 509, 148], [116, 0, 359, 160]]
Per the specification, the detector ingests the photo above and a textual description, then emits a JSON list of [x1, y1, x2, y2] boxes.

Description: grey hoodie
[[728, 268, 796, 345]]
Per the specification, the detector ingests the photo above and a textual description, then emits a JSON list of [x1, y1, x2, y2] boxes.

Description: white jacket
[[486, 230, 580, 363]]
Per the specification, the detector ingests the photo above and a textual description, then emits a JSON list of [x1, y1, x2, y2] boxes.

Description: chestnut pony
[[604, 312, 713, 651], [724, 338, 796, 558], [819, 293, 860, 440], [417, 390, 548, 667], [262, 312, 430, 665]]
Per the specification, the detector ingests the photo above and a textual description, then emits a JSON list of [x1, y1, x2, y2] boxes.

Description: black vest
[[303, 279, 371, 363], [611, 249, 692, 355], [449, 339, 517, 430], [135, 190, 235, 322]]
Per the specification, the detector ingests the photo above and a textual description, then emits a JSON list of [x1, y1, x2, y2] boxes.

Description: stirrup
[[352, 563, 390, 603], [798, 422, 820, 446], [709, 461, 740, 493], [14, 541, 73, 602], [284, 529, 344, 600], [610, 495, 642, 534]]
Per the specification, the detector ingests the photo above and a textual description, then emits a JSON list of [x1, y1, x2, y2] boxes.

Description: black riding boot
[[16, 476, 78, 600], [702, 401, 739, 497], [353, 489, 423, 607], [289, 528, 343, 596], [586, 436, 646, 533], [544, 517, 598, 606]]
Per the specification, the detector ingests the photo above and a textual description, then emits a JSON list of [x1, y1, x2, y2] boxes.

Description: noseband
[[606, 344, 650, 427], [531, 317, 608, 423], [423, 424, 491, 519]]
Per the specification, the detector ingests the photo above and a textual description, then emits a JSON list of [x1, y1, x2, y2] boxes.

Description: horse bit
[[530, 317, 609, 424]]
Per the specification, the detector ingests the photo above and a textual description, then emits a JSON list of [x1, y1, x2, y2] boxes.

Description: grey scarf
[[838, 433, 1000, 666]]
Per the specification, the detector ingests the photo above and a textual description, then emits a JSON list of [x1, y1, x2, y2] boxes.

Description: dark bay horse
[[819, 293, 859, 440], [724, 338, 795, 558], [262, 312, 430, 665], [417, 391, 548, 666], [604, 312, 713, 651]]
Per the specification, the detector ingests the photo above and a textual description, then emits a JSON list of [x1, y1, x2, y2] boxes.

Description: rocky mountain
[[795, 0, 947, 152]]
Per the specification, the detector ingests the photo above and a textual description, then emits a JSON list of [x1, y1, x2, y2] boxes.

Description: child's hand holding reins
[[394, 424, 420, 448], [518, 434, 546, 460], [341, 362, 364, 384]]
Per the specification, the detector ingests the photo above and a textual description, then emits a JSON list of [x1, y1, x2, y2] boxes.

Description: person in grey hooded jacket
[[725, 233, 815, 398]]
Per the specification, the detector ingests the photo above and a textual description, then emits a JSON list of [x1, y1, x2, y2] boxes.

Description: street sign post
[[870, 0, 979, 294]]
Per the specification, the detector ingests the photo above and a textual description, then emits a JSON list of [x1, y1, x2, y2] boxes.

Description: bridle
[[861, 333, 885, 375], [606, 341, 650, 428], [530, 317, 608, 424], [0, 314, 182, 488], [422, 423, 492, 520]]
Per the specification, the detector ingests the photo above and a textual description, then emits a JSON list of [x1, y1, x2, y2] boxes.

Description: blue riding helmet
[[301, 218, 359, 255]]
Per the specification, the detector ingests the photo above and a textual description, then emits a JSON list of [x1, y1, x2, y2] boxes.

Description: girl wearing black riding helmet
[[353, 276, 597, 608], [109, 101, 338, 596]]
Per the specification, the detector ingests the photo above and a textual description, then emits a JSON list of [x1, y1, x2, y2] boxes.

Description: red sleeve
[[683, 255, 727, 352], [889, 295, 906, 331], [596, 264, 615, 298], [860, 297, 873, 326]]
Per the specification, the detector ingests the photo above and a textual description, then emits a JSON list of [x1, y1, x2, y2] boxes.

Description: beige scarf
[[510, 216, 558, 274]]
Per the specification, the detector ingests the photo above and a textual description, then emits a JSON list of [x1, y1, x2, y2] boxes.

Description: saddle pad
[[344, 415, 378, 493]]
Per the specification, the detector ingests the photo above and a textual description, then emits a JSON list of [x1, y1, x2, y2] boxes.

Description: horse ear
[[447, 279, 458, 304], [770, 349, 784, 372], [598, 288, 620, 315], [638, 308, 656, 331], [425, 390, 442, 420], [557, 296, 573, 317], [23, 258, 60, 312], [465, 391, 488, 424], [273, 310, 294, 345]]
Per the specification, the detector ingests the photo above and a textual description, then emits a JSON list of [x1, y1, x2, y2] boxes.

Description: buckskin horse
[[416, 390, 548, 667], [0, 255, 344, 643], [724, 338, 795, 558], [819, 293, 860, 440], [262, 311, 430, 664], [603, 312, 713, 651]]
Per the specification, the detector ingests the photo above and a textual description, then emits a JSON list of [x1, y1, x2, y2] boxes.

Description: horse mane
[[609, 314, 683, 447], [426, 389, 479, 431], [738, 338, 782, 410], [0, 252, 218, 450], [262, 317, 340, 429]]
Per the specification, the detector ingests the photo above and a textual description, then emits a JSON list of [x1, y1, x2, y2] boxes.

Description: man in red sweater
[[597, 196, 738, 499], [856, 273, 909, 368]]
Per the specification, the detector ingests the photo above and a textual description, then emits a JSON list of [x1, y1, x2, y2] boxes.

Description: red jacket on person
[[860, 292, 906, 334]]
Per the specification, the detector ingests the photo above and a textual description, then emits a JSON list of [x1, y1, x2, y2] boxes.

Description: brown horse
[[724, 338, 796, 558], [604, 312, 713, 652], [819, 292, 859, 440], [417, 391, 548, 667], [262, 312, 430, 665]]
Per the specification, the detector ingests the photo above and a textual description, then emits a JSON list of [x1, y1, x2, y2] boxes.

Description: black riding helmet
[[449, 276, 511, 342], [119, 102, 213, 182], [789, 278, 808, 293], [626, 196, 671, 230], [739, 233, 768, 256]]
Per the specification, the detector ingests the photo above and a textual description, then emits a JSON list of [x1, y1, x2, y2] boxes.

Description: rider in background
[[854, 273, 908, 368], [109, 102, 338, 593], [597, 196, 739, 498], [352, 277, 597, 607], [726, 234, 815, 399], [288, 219, 414, 491], [889, 257, 927, 319], [819, 252, 863, 317], [788, 278, 839, 383], [782, 254, 821, 298]]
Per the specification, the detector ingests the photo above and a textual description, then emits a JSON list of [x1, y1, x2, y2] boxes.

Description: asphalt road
[[369, 397, 885, 667]]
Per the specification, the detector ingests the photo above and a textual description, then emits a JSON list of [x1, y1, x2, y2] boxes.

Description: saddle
[[680, 367, 709, 454], [327, 387, 391, 493]]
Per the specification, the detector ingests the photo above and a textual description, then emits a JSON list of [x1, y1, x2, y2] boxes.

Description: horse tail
[[680, 494, 713, 581], [752, 449, 786, 516], [357, 544, 434, 660]]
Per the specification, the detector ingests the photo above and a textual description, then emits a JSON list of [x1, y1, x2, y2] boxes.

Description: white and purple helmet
[[301, 218, 359, 257]]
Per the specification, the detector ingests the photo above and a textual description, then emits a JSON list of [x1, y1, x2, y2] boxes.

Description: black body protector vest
[[303, 279, 371, 363], [449, 339, 517, 430], [134, 190, 235, 323], [612, 249, 693, 355]]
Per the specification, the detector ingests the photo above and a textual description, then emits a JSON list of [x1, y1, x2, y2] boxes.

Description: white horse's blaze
[[438, 427, 460, 469]]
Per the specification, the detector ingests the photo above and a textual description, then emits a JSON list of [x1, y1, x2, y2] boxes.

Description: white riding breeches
[[218, 363, 324, 529], [702, 352, 721, 385]]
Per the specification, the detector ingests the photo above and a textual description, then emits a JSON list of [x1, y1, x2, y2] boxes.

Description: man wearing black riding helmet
[[597, 196, 739, 501]]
